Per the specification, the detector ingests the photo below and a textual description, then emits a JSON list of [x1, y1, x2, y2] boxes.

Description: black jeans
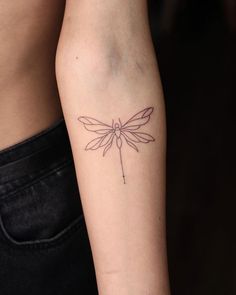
[[0, 118, 98, 294]]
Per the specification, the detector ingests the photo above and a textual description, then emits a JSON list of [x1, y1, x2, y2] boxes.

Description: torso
[[0, 0, 65, 150]]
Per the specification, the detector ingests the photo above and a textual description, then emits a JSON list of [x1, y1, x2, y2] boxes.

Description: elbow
[[55, 41, 151, 96], [56, 39, 125, 84]]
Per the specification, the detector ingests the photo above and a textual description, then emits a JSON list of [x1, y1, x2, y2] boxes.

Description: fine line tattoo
[[78, 107, 155, 184]]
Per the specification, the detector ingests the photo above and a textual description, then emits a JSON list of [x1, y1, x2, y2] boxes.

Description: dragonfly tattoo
[[78, 107, 155, 184]]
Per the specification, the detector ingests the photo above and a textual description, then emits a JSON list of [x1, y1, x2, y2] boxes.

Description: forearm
[[56, 1, 170, 294]]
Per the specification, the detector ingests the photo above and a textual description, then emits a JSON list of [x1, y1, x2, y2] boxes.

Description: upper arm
[[62, 0, 148, 34]]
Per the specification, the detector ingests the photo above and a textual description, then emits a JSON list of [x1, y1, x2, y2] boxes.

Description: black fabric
[[0, 118, 98, 294]]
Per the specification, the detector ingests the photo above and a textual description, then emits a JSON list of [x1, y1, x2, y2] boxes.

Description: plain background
[[148, 0, 235, 294]]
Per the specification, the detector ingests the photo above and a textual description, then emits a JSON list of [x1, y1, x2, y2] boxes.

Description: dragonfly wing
[[85, 136, 104, 150], [131, 132, 155, 143], [121, 130, 154, 151], [120, 125, 141, 131], [85, 133, 113, 151], [122, 133, 139, 152], [121, 131, 140, 142], [122, 107, 154, 130], [103, 133, 115, 156], [84, 125, 113, 134], [100, 132, 114, 147], [78, 116, 113, 134]]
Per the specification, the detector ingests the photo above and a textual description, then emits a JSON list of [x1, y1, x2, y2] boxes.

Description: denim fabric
[[0, 118, 98, 294]]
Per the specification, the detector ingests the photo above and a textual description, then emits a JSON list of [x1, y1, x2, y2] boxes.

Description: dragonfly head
[[114, 123, 120, 129], [114, 118, 122, 130]]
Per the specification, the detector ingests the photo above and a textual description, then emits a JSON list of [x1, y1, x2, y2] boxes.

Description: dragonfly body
[[114, 123, 121, 138], [113, 122, 122, 149]]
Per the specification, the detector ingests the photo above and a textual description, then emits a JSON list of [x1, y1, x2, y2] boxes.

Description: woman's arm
[[56, 1, 170, 294]]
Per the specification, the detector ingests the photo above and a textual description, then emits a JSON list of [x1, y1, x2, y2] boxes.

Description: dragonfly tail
[[119, 148, 126, 184]]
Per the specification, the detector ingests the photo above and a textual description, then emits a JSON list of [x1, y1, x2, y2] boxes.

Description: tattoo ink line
[[78, 107, 155, 184], [119, 144, 125, 184]]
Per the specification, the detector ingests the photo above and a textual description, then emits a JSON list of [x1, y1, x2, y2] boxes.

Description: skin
[[1, 0, 170, 294], [0, 0, 65, 150], [56, 1, 170, 294]]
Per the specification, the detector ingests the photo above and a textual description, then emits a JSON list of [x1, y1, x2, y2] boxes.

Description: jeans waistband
[[0, 117, 72, 184]]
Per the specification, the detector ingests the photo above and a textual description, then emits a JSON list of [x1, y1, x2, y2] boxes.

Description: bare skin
[[0, 0, 65, 150]]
